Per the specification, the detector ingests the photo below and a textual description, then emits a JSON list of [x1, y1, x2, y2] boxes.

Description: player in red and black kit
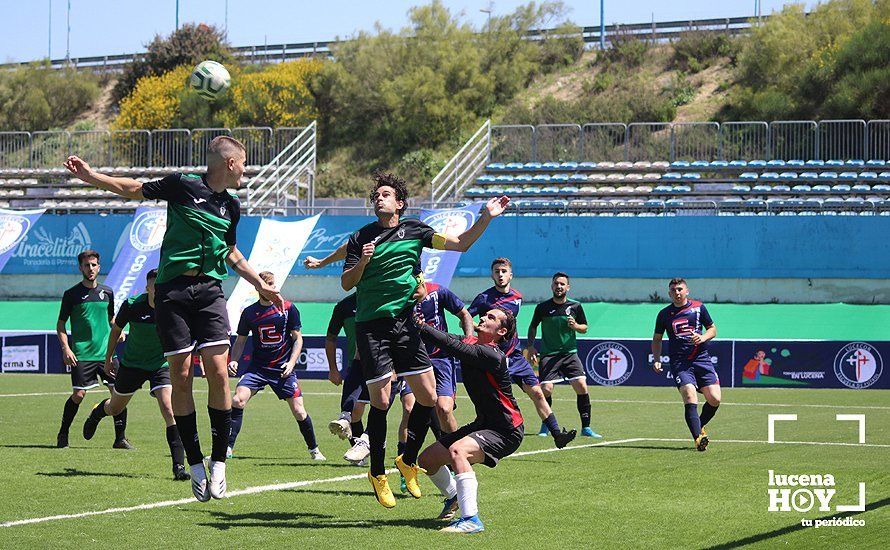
[[416, 307, 524, 534], [651, 278, 720, 451]]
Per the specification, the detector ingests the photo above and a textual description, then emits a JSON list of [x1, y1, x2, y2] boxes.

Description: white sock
[[428, 465, 457, 498], [339, 411, 350, 421], [454, 471, 478, 518]]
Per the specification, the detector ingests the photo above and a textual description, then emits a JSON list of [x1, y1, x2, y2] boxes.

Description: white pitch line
[[0, 437, 644, 528], [639, 437, 890, 448]]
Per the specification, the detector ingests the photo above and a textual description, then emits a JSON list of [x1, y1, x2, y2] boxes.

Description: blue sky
[[2, 1, 819, 63]]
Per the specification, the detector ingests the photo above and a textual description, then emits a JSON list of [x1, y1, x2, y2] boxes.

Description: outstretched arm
[[304, 242, 348, 269], [226, 246, 284, 309], [64, 156, 145, 199], [416, 322, 500, 370], [439, 196, 510, 252]]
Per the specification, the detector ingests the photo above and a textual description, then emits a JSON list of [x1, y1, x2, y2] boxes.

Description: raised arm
[[416, 322, 501, 370], [439, 196, 509, 252], [304, 242, 348, 269], [64, 156, 145, 199]]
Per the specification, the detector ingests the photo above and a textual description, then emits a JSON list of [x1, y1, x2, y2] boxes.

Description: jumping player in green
[[341, 171, 508, 508], [56, 249, 130, 450], [82, 269, 190, 480], [526, 272, 602, 438], [64, 136, 281, 502]]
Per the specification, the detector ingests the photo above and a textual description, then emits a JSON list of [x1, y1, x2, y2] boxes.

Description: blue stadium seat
[[749, 160, 767, 167], [642, 173, 662, 181], [805, 159, 825, 167], [852, 184, 871, 193], [825, 159, 844, 167], [729, 160, 748, 168], [799, 172, 819, 180], [812, 184, 832, 193], [523, 186, 542, 195], [542, 161, 561, 170], [792, 184, 812, 193], [680, 173, 702, 180], [540, 186, 560, 194], [739, 172, 759, 181], [532, 174, 551, 184], [838, 172, 858, 181], [524, 162, 543, 170], [579, 186, 597, 194], [476, 174, 496, 184], [767, 160, 786, 168], [494, 175, 514, 184], [879, 172, 890, 181], [732, 185, 751, 193], [503, 186, 523, 195], [653, 185, 673, 193], [661, 172, 682, 180], [845, 159, 865, 167], [873, 184, 890, 192], [558, 186, 579, 195], [773, 184, 791, 192], [560, 162, 579, 170], [644, 199, 664, 208], [597, 161, 616, 168], [486, 163, 507, 171], [859, 172, 878, 181], [568, 174, 588, 183], [710, 160, 729, 168], [672, 185, 692, 193], [690, 160, 710, 168], [465, 187, 485, 196], [752, 184, 772, 193], [488, 186, 505, 194], [760, 172, 780, 181], [831, 184, 852, 193], [514, 174, 533, 184], [786, 159, 805, 167], [505, 162, 525, 170], [550, 174, 569, 184], [579, 161, 597, 169], [779, 172, 798, 181], [818, 172, 838, 181], [670, 160, 690, 168], [865, 160, 886, 168]]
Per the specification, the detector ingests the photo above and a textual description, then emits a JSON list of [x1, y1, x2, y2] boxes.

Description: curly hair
[[369, 171, 409, 215]]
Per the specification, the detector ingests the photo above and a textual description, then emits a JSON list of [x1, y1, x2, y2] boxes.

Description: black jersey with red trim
[[237, 300, 301, 375], [654, 300, 714, 363], [417, 323, 523, 430]]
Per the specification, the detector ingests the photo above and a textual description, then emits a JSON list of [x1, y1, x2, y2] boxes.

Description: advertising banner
[[0, 208, 45, 273], [418, 203, 483, 285], [104, 206, 166, 311]]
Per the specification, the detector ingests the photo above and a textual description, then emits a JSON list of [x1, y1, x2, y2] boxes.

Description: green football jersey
[[531, 299, 587, 356], [59, 283, 114, 361], [114, 293, 166, 371]]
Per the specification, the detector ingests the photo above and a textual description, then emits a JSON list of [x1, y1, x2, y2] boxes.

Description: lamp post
[[600, 0, 605, 50]]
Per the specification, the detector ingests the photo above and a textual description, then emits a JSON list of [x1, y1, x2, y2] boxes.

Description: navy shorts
[[432, 357, 458, 398], [672, 359, 719, 390], [507, 351, 539, 388], [238, 370, 302, 400]]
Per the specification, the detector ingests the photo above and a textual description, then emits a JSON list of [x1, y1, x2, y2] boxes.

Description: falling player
[[526, 272, 602, 438], [651, 278, 720, 451], [82, 268, 189, 480], [226, 271, 324, 460], [468, 258, 575, 447]]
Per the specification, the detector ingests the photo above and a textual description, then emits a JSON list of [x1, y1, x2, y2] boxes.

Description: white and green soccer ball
[[188, 60, 231, 100]]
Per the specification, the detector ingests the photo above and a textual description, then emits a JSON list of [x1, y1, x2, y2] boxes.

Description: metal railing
[[430, 120, 491, 204], [0, 127, 304, 169], [2, 15, 764, 72], [246, 121, 316, 216], [488, 119, 890, 163]]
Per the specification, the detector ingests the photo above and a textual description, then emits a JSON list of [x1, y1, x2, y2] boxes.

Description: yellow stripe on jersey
[[431, 233, 447, 250]]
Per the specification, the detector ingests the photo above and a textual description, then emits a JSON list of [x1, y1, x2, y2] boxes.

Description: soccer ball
[[188, 60, 231, 100]]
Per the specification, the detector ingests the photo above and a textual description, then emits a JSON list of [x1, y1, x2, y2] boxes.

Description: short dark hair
[[370, 171, 409, 215], [77, 250, 100, 264], [494, 307, 516, 343], [146, 268, 158, 281], [491, 257, 512, 270], [552, 271, 569, 283], [258, 271, 275, 285], [669, 278, 687, 287]]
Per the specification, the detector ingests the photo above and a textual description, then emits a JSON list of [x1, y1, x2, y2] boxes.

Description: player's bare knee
[[71, 390, 85, 403]]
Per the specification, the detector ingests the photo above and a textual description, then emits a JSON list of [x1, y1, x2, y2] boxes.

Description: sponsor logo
[[585, 342, 634, 386], [129, 209, 167, 252], [220, 205, 226, 217], [424, 210, 473, 237], [0, 214, 31, 255], [11, 222, 91, 267], [2, 345, 40, 372], [193, 198, 207, 204], [98, 289, 106, 300], [297, 347, 338, 371], [833, 342, 883, 389]]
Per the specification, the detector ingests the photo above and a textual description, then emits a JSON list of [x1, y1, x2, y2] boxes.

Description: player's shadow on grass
[[200, 510, 442, 531], [596, 444, 692, 452], [0, 444, 60, 449], [36, 468, 143, 479], [253, 461, 367, 469], [706, 496, 890, 549], [284, 488, 417, 499]]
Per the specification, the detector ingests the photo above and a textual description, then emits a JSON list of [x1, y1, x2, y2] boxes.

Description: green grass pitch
[[0, 374, 886, 548]]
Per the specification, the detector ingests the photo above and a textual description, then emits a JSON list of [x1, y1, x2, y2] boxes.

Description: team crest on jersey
[[397, 228, 406, 239], [833, 342, 883, 389], [220, 206, 227, 217], [0, 214, 30, 254], [585, 342, 634, 386], [129, 209, 167, 252], [99, 289, 106, 300]]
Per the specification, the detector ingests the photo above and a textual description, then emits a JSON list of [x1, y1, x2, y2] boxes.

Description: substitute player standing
[[227, 272, 324, 461], [56, 250, 130, 450], [468, 258, 575, 447], [341, 171, 508, 508], [64, 136, 281, 502], [651, 278, 720, 451], [526, 272, 602, 438], [416, 307, 523, 534], [82, 269, 189, 481]]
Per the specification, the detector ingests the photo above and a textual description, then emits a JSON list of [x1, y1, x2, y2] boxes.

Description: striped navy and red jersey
[[467, 286, 523, 355], [417, 323, 523, 430], [237, 300, 301, 375], [414, 282, 466, 358], [654, 300, 714, 364]]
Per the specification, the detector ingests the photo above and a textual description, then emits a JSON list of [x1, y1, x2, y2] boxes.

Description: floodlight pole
[[600, 0, 605, 50], [65, 0, 70, 62], [176, 0, 180, 30], [48, 0, 52, 59]]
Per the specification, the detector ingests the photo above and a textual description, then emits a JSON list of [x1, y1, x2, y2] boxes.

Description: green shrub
[[0, 64, 99, 131], [671, 30, 738, 73]]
